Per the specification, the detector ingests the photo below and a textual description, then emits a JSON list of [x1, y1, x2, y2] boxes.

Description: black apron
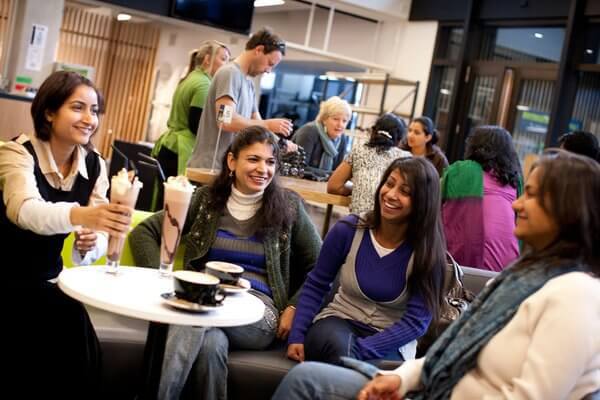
[[2, 139, 103, 397]]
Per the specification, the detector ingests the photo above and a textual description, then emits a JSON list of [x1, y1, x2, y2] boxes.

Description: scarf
[[441, 160, 484, 200], [410, 260, 586, 400], [226, 185, 263, 221], [315, 121, 341, 171]]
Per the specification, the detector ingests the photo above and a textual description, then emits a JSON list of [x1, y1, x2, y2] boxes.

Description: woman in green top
[[153, 40, 231, 182]]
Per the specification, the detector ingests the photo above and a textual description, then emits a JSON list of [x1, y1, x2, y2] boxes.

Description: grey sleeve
[[213, 67, 241, 104]]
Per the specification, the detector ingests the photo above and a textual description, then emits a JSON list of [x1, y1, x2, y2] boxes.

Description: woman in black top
[[0, 71, 133, 397]]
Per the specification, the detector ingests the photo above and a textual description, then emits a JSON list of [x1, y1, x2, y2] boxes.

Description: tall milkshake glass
[[106, 169, 143, 274], [159, 176, 194, 276]]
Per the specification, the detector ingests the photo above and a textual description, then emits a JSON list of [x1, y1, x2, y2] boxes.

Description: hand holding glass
[[106, 169, 142, 274]]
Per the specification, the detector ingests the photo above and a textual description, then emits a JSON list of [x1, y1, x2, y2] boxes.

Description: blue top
[[289, 215, 432, 359], [203, 229, 271, 297]]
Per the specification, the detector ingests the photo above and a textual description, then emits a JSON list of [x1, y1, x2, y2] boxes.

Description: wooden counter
[[0, 94, 34, 141]]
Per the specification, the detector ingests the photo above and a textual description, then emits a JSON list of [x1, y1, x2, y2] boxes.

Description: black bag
[[416, 253, 474, 356], [279, 144, 307, 178]]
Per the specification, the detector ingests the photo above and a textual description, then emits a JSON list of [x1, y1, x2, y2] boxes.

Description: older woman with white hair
[[293, 96, 352, 178]]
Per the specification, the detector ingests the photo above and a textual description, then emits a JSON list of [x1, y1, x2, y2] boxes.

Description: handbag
[[441, 252, 474, 322], [416, 252, 474, 356]]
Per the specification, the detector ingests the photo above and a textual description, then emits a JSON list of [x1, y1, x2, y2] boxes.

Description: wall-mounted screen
[[171, 0, 255, 35]]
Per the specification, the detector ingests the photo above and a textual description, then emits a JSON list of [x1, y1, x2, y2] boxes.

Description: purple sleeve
[[355, 289, 432, 360], [287, 215, 358, 344]]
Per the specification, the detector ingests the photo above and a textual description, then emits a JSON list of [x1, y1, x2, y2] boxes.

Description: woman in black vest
[[0, 71, 133, 397]]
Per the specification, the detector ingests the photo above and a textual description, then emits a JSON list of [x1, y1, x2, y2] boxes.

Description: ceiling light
[[586, 49, 594, 55], [320, 75, 338, 81], [440, 88, 451, 95], [254, 0, 285, 7], [117, 13, 131, 21], [516, 104, 530, 111], [534, 32, 543, 39]]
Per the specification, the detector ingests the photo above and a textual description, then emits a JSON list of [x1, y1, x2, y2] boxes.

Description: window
[[571, 72, 600, 137], [582, 24, 600, 64], [479, 27, 565, 63], [428, 27, 463, 145]]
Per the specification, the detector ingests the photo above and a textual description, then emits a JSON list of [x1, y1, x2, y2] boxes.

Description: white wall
[[6, 0, 65, 94], [366, 20, 438, 126], [251, 9, 380, 62]]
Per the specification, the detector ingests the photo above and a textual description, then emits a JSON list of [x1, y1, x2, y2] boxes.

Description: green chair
[[61, 210, 185, 269]]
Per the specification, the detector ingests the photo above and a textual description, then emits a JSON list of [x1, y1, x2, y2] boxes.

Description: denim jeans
[[272, 361, 370, 400], [158, 292, 278, 400], [305, 316, 376, 365]]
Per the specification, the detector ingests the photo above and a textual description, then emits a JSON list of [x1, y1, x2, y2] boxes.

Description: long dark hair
[[464, 125, 522, 188], [209, 126, 296, 234], [31, 71, 104, 151], [366, 113, 407, 152], [358, 157, 446, 320], [518, 149, 600, 276]]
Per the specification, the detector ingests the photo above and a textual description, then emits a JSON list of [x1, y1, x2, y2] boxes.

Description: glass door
[[457, 65, 557, 167], [454, 64, 504, 156], [507, 68, 557, 168]]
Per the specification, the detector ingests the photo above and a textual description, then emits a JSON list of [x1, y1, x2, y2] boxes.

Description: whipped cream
[[111, 168, 143, 196], [164, 175, 195, 193]]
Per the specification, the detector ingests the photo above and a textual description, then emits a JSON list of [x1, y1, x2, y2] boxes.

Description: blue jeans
[[158, 295, 278, 400], [305, 316, 405, 365], [305, 316, 375, 364], [272, 362, 370, 400]]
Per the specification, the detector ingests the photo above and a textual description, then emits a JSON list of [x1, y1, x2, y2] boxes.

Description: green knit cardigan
[[129, 186, 322, 312]]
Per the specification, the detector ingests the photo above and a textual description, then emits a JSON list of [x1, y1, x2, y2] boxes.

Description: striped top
[[192, 210, 271, 297]]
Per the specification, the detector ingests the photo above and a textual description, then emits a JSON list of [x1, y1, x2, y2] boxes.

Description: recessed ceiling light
[[586, 49, 594, 55], [534, 32, 543, 39], [117, 13, 131, 21], [320, 75, 338, 81], [254, 0, 285, 7]]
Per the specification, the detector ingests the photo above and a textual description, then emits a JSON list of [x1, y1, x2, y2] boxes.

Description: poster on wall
[[24, 24, 48, 71]]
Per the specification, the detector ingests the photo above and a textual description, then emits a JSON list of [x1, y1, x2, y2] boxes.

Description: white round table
[[58, 265, 265, 326], [58, 265, 265, 398]]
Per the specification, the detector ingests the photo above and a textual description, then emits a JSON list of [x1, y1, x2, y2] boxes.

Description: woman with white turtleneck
[[130, 126, 322, 400]]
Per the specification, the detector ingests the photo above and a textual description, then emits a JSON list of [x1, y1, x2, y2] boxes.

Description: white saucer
[[219, 277, 251, 294], [161, 292, 223, 312]]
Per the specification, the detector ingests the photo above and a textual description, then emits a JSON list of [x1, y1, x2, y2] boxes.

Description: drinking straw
[[137, 152, 166, 182]]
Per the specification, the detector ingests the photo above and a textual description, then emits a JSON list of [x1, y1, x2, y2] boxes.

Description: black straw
[[137, 152, 166, 182]]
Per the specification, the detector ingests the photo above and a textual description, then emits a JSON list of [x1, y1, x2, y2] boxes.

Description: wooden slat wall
[[0, 0, 12, 73], [57, 4, 159, 157]]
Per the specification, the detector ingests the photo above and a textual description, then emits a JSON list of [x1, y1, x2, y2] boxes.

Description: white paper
[[217, 104, 234, 124], [24, 24, 48, 71]]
